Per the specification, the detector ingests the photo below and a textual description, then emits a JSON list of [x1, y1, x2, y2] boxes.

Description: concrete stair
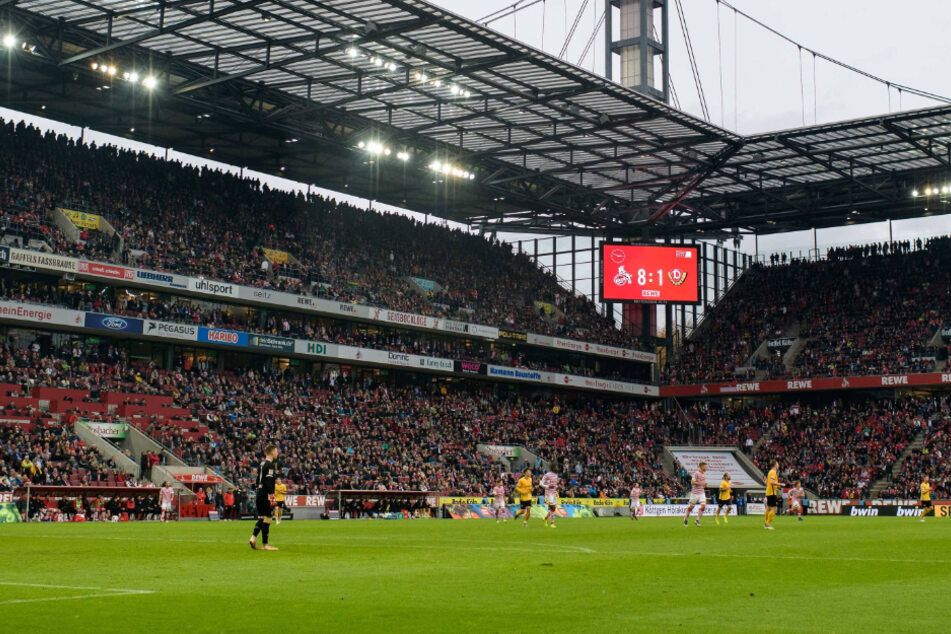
[[752, 417, 785, 454], [477, 444, 549, 473], [869, 431, 925, 498]]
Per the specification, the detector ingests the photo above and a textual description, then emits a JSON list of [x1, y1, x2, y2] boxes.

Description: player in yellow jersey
[[919, 476, 933, 523], [764, 460, 782, 530], [515, 468, 534, 527], [273, 478, 287, 525], [715, 473, 731, 525]]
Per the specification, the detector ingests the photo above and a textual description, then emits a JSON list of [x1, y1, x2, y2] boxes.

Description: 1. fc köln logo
[[668, 269, 688, 286]]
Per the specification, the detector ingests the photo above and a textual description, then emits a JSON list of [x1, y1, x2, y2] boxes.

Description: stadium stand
[[4, 331, 945, 504], [0, 280, 638, 381], [2, 119, 950, 509], [882, 406, 951, 499], [665, 236, 951, 384], [754, 398, 942, 498], [0, 119, 647, 352]]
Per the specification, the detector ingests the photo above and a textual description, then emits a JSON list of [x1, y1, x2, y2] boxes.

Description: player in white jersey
[[491, 480, 508, 523], [683, 462, 708, 527], [788, 481, 805, 521], [159, 481, 175, 522], [629, 483, 642, 521], [540, 470, 559, 528]]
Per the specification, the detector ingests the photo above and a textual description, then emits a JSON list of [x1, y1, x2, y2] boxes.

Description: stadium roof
[[2, 0, 950, 238]]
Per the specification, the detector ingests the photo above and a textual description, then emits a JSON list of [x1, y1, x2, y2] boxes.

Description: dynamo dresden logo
[[610, 249, 626, 264], [668, 268, 688, 286]]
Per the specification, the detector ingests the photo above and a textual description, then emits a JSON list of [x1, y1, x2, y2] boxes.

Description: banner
[[465, 324, 500, 339], [638, 504, 737, 518], [283, 495, 327, 507], [0, 247, 654, 366], [534, 300, 556, 316], [841, 505, 923, 517], [293, 340, 338, 358], [290, 294, 372, 320], [0, 301, 84, 327], [189, 278, 238, 298], [373, 308, 440, 330], [486, 365, 544, 382], [0, 417, 33, 426], [78, 260, 134, 280], [555, 373, 658, 396], [935, 502, 951, 518], [63, 209, 101, 230], [262, 248, 290, 264], [941, 327, 951, 339], [557, 498, 631, 508], [525, 333, 656, 363], [767, 337, 797, 349], [409, 277, 436, 293], [0, 502, 22, 523], [662, 372, 951, 397], [82, 421, 129, 438], [454, 360, 486, 375], [250, 334, 295, 353], [336, 346, 454, 372], [173, 473, 223, 484], [445, 503, 595, 519], [810, 499, 847, 515], [6, 247, 78, 273], [84, 313, 144, 335], [668, 448, 762, 488], [198, 327, 249, 347], [144, 320, 198, 341], [135, 269, 189, 290], [482, 445, 520, 459]]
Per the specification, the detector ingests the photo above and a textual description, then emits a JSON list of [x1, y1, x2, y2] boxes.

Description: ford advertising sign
[[84, 313, 144, 334]]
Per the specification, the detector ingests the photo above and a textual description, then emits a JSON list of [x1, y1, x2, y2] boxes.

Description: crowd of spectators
[[756, 397, 944, 498], [665, 236, 951, 384], [0, 118, 645, 351], [1, 332, 948, 503], [0, 423, 128, 489], [882, 400, 951, 499], [0, 278, 637, 381]]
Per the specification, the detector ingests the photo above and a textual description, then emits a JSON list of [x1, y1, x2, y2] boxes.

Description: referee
[[249, 444, 280, 551]]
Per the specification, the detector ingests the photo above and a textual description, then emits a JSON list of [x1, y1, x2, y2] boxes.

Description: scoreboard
[[600, 244, 700, 304]]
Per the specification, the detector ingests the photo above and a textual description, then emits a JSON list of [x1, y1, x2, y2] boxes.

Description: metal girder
[[5, 0, 951, 240], [59, 0, 270, 65], [882, 121, 951, 168]]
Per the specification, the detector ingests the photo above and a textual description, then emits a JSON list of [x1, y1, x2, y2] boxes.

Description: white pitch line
[[633, 551, 941, 565], [2, 532, 597, 554], [0, 581, 154, 606], [0, 582, 114, 591]]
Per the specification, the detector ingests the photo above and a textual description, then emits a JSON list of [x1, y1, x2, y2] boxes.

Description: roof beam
[[59, 0, 269, 65]]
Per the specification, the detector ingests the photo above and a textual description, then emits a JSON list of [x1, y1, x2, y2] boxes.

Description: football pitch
[[2, 516, 947, 633]]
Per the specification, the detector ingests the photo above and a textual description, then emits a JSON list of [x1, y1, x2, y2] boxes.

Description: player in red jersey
[[788, 481, 805, 521], [491, 480, 507, 523], [683, 462, 708, 527], [540, 470, 559, 528], [629, 483, 642, 521], [159, 482, 175, 522]]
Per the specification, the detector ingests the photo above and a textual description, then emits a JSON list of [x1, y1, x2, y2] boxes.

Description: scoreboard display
[[600, 243, 700, 304]]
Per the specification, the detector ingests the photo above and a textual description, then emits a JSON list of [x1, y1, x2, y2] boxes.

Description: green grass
[[1, 516, 947, 632]]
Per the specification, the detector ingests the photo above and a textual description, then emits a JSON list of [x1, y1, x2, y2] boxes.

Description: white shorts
[[544, 494, 558, 506], [161, 502, 173, 512], [790, 500, 802, 509], [493, 500, 506, 509], [630, 501, 640, 510], [688, 494, 706, 506]]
